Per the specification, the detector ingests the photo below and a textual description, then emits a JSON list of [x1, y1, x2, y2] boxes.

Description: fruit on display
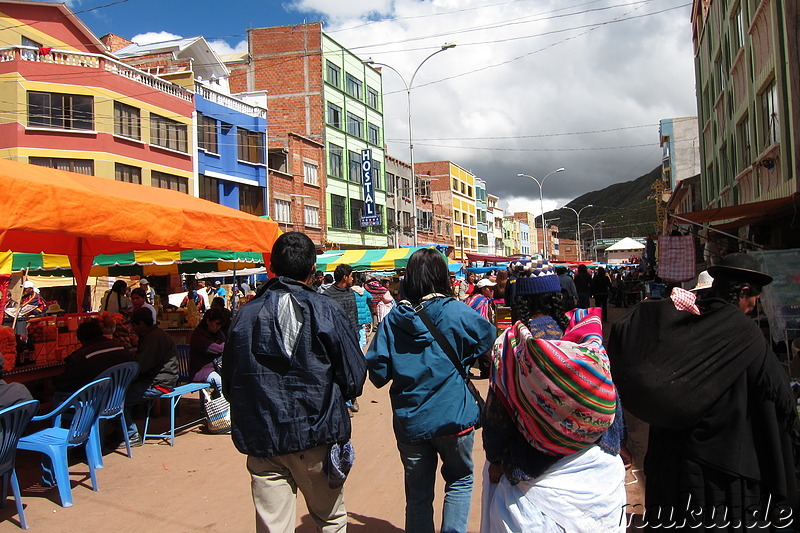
[[27, 318, 57, 343], [0, 326, 16, 372]]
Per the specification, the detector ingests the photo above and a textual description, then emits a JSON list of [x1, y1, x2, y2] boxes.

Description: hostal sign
[[360, 149, 381, 227]]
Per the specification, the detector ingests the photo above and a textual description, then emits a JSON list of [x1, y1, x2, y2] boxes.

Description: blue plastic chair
[[0, 400, 39, 529], [88, 362, 139, 468], [17, 378, 111, 508]]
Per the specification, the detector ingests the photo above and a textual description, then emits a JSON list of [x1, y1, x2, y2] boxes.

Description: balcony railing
[[1, 46, 193, 102], [196, 84, 267, 119]]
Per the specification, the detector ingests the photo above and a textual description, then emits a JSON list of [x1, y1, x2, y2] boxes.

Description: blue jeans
[[396, 431, 475, 533], [124, 381, 164, 438]]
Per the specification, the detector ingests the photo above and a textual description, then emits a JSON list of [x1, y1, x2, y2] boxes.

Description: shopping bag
[[201, 388, 232, 434], [657, 235, 696, 282]]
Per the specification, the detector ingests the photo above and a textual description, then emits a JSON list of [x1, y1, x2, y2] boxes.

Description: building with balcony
[[227, 23, 388, 250], [106, 35, 271, 222], [476, 178, 490, 254], [520, 221, 530, 256], [417, 161, 477, 261], [502, 216, 521, 256], [488, 195, 505, 256], [0, 1, 193, 191], [689, 0, 800, 250]]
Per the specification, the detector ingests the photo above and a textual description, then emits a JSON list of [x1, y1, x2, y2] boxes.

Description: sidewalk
[[0, 303, 637, 532]]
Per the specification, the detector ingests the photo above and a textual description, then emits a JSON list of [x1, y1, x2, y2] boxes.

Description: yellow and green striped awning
[[315, 246, 432, 273]]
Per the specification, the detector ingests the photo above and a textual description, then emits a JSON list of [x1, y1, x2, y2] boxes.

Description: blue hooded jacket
[[366, 296, 497, 443]]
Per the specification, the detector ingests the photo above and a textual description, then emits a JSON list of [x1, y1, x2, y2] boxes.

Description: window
[[28, 91, 93, 130], [452, 178, 458, 189], [386, 172, 396, 195], [372, 160, 382, 190], [733, 7, 744, 51], [326, 61, 340, 88], [238, 128, 264, 164], [400, 177, 411, 198], [345, 74, 363, 100], [304, 205, 320, 227], [437, 220, 443, 235], [348, 151, 362, 183], [736, 116, 751, 172], [240, 183, 264, 215], [367, 87, 379, 109], [369, 205, 383, 233], [29, 157, 93, 175], [273, 199, 291, 223], [368, 123, 380, 145], [387, 207, 396, 229], [303, 162, 319, 186], [761, 80, 779, 148], [329, 144, 343, 178], [197, 114, 217, 153], [151, 171, 188, 194], [346, 112, 363, 138], [417, 178, 431, 197], [402, 211, 412, 232], [21, 36, 41, 60], [114, 102, 140, 140], [331, 194, 346, 229], [327, 102, 342, 129], [115, 163, 141, 184], [150, 114, 187, 152], [350, 199, 364, 231], [417, 209, 432, 232], [199, 175, 219, 203]]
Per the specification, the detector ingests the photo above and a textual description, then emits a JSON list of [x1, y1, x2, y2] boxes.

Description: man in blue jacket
[[222, 232, 367, 533]]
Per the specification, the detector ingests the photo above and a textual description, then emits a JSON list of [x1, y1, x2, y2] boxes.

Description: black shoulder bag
[[414, 302, 486, 426]]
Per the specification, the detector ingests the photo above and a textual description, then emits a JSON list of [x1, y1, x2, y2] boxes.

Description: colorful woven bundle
[[490, 307, 616, 456]]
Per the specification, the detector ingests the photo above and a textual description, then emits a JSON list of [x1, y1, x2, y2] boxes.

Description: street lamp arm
[[410, 44, 456, 87]]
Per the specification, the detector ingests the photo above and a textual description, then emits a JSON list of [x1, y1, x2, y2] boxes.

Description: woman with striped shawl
[[480, 260, 626, 533]]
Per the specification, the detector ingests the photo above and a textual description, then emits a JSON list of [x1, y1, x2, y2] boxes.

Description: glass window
[[199, 175, 219, 203], [327, 102, 342, 129], [29, 157, 94, 175], [372, 160, 382, 190], [368, 123, 380, 145], [452, 177, 458, 189], [331, 194, 346, 229], [348, 151, 362, 183], [238, 128, 264, 164], [150, 114, 188, 152], [386, 172, 395, 195], [115, 163, 141, 184], [400, 177, 411, 198], [761, 80, 779, 147], [304, 205, 320, 227], [329, 144, 343, 178], [197, 114, 217, 153], [345, 74, 363, 100], [151, 171, 188, 194], [303, 162, 319, 186], [346, 112, 363, 138], [736, 116, 750, 172], [28, 91, 93, 130], [114, 101, 140, 140], [240, 183, 264, 215], [326, 61, 340, 88], [273, 199, 291, 223], [367, 87, 379, 109], [350, 198, 364, 231], [369, 204, 383, 233], [387, 207, 396, 230]]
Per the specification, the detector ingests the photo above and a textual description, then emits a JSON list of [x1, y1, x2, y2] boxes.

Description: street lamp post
[[563, 204, 592, 261], [518, 168, 565, 259], [582, 220, 604, 261], [364, 44, 456, 246]]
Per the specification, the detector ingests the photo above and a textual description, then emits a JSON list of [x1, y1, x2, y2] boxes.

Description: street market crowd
[[0, 231, 797, 532]]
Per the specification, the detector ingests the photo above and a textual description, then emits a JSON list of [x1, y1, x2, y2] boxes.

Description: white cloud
[[130, 31, 183, 46], [207, 39, 248, 56], [301, 0, 696, 210]]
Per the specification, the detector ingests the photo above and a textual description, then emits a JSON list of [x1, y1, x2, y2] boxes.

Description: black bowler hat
[[708, 253, 772, 287]]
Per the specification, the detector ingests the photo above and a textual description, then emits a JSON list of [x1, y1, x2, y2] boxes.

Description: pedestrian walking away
[[222, 232, 367, 533]]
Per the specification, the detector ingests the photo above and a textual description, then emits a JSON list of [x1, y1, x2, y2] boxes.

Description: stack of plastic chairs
[[0, 400, 39, 529]]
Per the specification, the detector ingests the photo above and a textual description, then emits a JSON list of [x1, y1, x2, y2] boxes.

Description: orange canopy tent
[[0, 158, 280, 309]]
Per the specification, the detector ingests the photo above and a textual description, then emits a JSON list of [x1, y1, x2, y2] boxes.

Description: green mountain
[[545, 165, 662, 242]]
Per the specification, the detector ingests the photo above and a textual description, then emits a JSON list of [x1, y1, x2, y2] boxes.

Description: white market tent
[[605, 237, 645, 264]]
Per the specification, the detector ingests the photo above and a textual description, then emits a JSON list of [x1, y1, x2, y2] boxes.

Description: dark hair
[[211, 297, 225, 309], [706, 279, 763, 306], [130, 307, 154, 327], [315, 270, 324, 278], [333, 264, 353, 283], [200, 307, 227, 329], [270, 232, 316, 281], [510, 291, 569, 333], [403, 249, 453, 304], [111, 280, 128, 294], [130, 287, 146, 298], [577, 264, 588, 274], [76, 319, 104, 343], [323, 274, 333, 283], [555, 267, 567, 276]]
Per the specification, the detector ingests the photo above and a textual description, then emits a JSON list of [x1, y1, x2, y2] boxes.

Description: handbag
[[414, 302, 486, 427], [200, 388, 232, 434]]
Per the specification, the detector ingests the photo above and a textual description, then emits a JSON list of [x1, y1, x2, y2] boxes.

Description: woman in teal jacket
[[366, 248, 496, 533], [351, 273, 373, 348]]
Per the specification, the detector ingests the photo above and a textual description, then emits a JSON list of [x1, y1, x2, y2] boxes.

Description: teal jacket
[[366, 297, 496, 443], [352, 286, 372, 326]]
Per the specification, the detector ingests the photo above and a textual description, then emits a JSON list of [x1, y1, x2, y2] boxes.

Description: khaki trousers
[[248, 445, 347, 533]]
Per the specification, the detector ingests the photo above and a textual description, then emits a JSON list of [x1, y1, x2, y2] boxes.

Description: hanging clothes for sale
[[657, 235, 696, 282]]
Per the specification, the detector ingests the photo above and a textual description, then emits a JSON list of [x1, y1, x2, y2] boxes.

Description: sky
[[68, 0, 698, 216]]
